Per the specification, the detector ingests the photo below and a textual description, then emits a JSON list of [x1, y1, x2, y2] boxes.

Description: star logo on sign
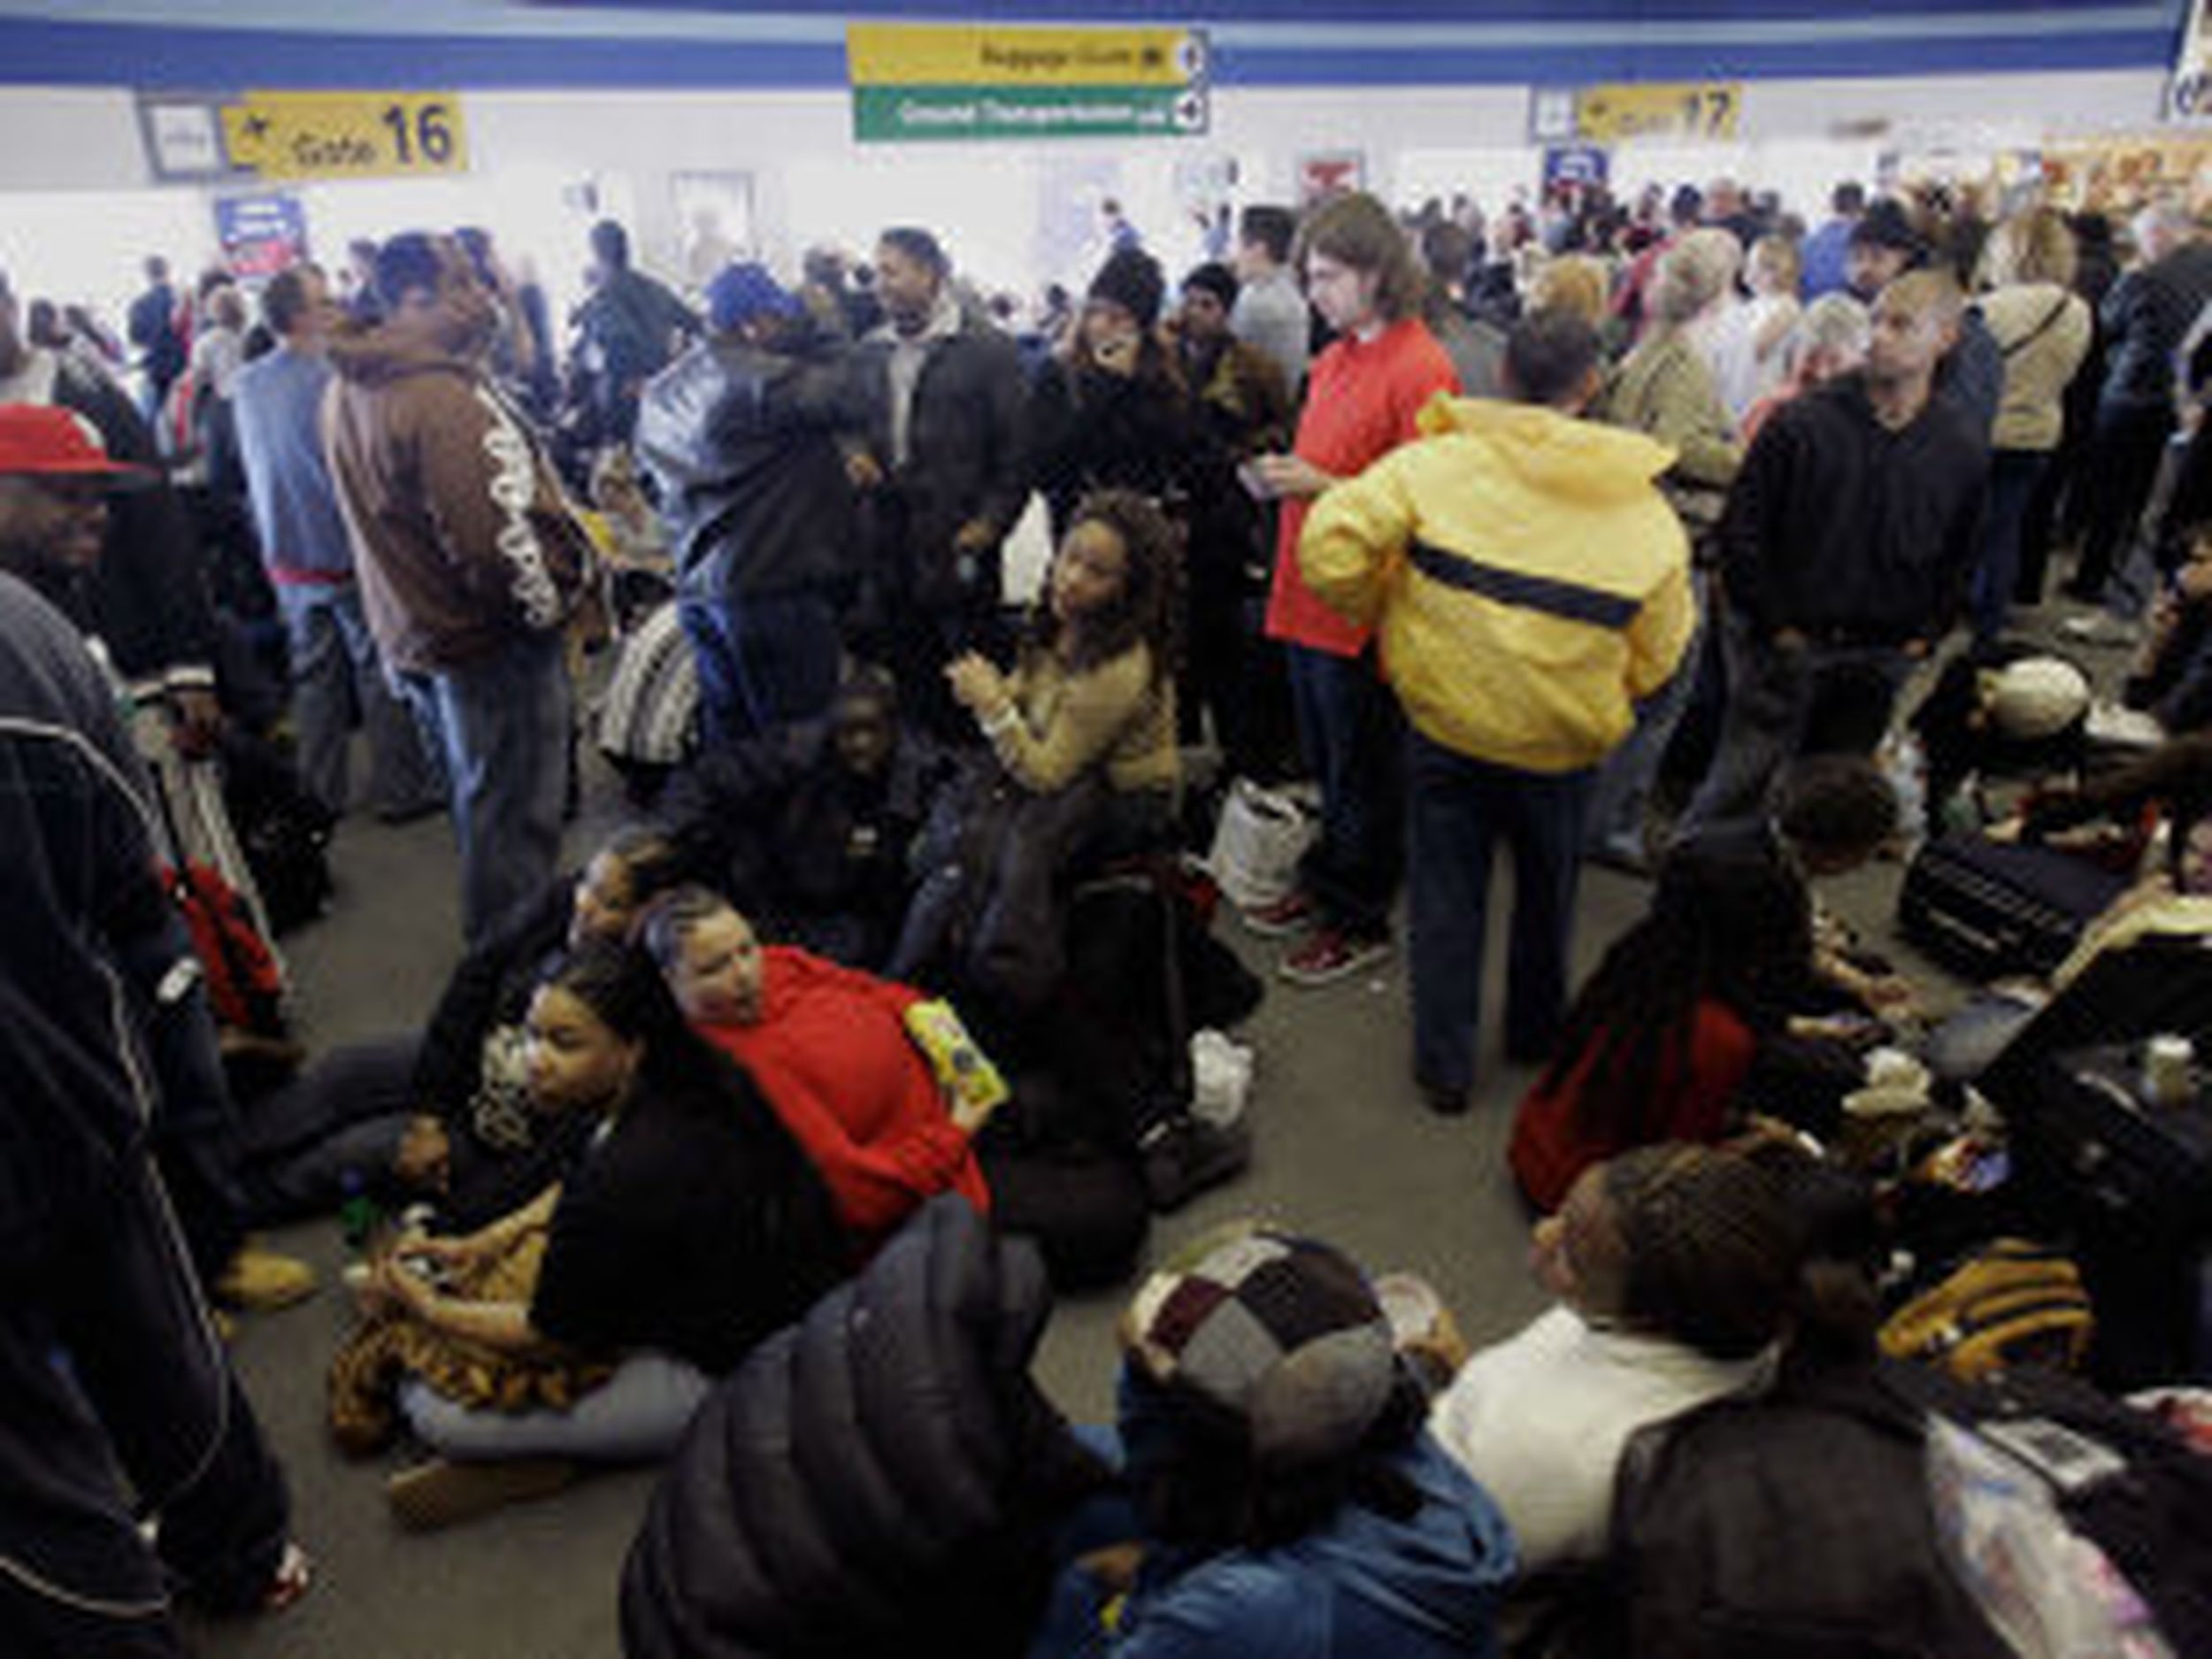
[[240, 112, 271, 143]]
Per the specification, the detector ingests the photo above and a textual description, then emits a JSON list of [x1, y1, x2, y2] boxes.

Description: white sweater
[[1427, 1305, 1773, 1573]]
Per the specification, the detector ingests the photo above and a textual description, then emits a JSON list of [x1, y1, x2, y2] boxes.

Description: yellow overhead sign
[[1577, 81, 1740, 143], [219, 90, 467, 182], [847, 23, 1205, 88]]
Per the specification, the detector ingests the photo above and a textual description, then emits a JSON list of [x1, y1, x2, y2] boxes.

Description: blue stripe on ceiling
[[0, 8, 2183, 90], [519, 0, 2167, 20]]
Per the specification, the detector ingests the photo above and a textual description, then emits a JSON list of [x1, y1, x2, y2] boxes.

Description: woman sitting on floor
[[647, 884, 996, 1256], [892, 489, 1183, 1006], [236, 824, 688, 1232], [1426, 1144, 1796, 1578], [1509, 844, 1815, 1213], [329, 938, 844, 1525]]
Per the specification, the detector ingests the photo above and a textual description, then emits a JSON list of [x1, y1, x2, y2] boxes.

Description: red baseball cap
[[0, 404, 155, 488]]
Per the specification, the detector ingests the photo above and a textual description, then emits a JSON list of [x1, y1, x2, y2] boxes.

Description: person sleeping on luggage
[[645, 884, 997, 1255], [331, 939, 845, 1526]]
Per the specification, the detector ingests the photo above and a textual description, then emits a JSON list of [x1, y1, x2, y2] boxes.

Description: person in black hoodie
[[636, 261, 858, 749], [1682, 271, 1987, 836]]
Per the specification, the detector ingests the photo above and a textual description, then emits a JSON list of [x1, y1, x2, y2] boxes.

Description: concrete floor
[[180, 741, 1932, 1659]]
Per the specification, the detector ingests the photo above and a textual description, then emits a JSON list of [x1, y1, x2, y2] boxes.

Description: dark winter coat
[[635, 335, 859, 603], [620, 1194, 1105, 1659], [0, 574, 183, 1262], [849, 319, 1030, 611], [2101, 242, 2212, 411]]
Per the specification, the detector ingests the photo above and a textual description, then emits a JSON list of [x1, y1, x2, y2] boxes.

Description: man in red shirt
[[1248, 194, 1458, 985]]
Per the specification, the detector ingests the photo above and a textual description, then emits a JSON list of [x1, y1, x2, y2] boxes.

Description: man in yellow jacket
[[1301, 311, 1694, 1114]]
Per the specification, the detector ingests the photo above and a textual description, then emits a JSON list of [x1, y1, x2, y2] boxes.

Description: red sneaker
[[1240, 889, 1317, 939], [1279, 929, 1393, 987]]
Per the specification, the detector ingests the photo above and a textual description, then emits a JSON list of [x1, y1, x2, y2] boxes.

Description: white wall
[[0, 65, 2177, 321]]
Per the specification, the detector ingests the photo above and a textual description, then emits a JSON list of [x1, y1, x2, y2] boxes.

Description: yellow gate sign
[[219, 91, 467, 182], [1577, 82, 1740, 144]]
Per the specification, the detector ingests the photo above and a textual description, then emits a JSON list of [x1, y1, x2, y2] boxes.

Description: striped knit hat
[[1122, 1223, 1397, 1471]]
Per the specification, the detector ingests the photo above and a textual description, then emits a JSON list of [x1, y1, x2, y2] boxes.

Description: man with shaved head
[[1683, 270, 1988, 833]]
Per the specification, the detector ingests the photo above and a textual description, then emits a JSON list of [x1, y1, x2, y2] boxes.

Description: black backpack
[[1611, 1360, 2013, 1659]]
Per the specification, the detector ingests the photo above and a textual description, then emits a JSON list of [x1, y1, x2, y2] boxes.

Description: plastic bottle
[[338, 1169, 380, 1253]]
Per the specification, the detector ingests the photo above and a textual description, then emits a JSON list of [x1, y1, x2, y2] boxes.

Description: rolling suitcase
[[1897, 834, 2130, 981]]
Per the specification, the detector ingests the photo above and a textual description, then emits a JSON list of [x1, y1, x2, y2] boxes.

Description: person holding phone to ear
[[1028, 246, 1222, 542]]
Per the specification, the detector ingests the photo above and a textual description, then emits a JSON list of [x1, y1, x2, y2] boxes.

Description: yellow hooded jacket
[[1301, 394, 1694, 774]]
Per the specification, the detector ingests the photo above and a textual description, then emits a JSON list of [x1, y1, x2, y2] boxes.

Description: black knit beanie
[[1088, 247, 1166, 330]]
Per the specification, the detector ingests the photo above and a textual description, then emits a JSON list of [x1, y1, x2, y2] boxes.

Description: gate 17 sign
[[219, 91, 468, 182]]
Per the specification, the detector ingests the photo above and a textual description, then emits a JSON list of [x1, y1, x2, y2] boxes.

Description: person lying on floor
[[1028, 1222, 1516, 1659], [890, 489, 1182, 1006], [1509, 844, 1835, 1211], [646, 884, 996, 1256], [328, 938, 843, 1525], [234, 823, 687, 1230], [1424, 1145, 1799, 1578]]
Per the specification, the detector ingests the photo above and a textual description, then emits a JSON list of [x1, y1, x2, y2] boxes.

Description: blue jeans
[[276, 581, 442, 818], [403, 633, 572, 946], [678, 587, 843, 750], [1286, 643, 1402, 939], [1971, 450, 2048, 643], [1678, 618, 1913, 841], [1408, 732, 1591, 1091]]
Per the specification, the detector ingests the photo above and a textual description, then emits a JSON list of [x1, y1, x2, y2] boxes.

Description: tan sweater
[[1983, 283, 2093, 453], [989, 642, 1179, 795]]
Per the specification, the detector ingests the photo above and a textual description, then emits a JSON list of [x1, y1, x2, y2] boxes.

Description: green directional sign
[[854, 84, 1206, 142], [848, 22, 1209, 144]]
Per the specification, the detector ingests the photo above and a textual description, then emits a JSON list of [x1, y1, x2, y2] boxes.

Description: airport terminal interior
[[4, 3, 2212, 1657]]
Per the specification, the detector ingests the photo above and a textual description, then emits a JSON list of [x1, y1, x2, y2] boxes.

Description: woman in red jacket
[[643, 885, 994, 1253], [1509, 845, 1813, 1212]]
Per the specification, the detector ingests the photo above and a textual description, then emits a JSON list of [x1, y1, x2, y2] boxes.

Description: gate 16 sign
[[219, 91, 468, 182]]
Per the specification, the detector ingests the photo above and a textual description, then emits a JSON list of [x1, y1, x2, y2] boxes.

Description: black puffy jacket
[[620, 1194, 1104, 1659], [636, 335, 859, 603]]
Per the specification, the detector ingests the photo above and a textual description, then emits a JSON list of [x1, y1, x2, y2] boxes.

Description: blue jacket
[[233, 344, 357, 583], [1043, 1432, 1516, 1659]]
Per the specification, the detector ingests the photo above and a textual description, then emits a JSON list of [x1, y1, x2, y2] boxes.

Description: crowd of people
[[4, 162, 2212, 1657]]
